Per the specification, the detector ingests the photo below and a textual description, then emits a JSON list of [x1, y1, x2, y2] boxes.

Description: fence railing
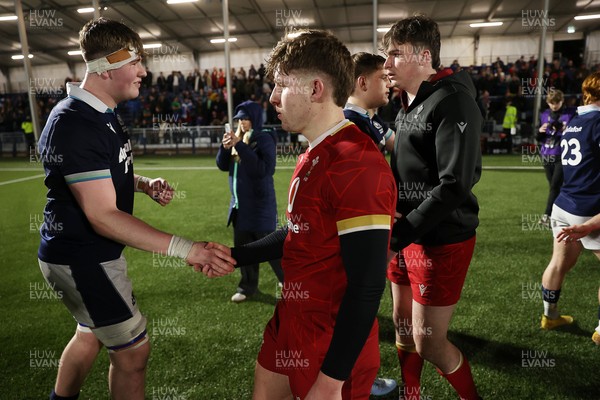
[[0, 124, 303, 157]]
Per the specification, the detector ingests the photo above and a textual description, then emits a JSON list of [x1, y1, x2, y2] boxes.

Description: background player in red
[[230, 30, 396, 399], [383, 15, 483, 400], [36, 18, 234, 400], [539, 71, 600, 340]]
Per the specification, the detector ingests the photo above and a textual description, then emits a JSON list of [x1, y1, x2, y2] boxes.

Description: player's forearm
[[581, 213, 600, 232], [88, 209, 173, 254], [321, 229, 388, 380], [231, 226, 287, 266]]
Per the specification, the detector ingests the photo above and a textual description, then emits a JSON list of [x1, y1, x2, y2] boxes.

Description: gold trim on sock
[[446, 352, 464, 375], [396, 342, 417, 352]]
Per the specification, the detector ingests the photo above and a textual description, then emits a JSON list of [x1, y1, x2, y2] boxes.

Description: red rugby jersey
[[280, 120, 396, 319]]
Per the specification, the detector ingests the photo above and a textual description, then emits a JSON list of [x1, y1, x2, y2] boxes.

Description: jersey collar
[[67, 82, 114, 113], [576, 104, 600, 115], [344, 103, 369, 117], [309, 119, 351, 150]]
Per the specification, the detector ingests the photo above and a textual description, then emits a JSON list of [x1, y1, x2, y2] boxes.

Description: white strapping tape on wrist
[[167, 235, 194, 260], [86, 48, 139, 75], [135, 176, 150, 193]]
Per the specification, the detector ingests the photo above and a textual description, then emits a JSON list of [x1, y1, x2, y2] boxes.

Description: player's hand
[[539, 123, 548, 133], [305, 372, 343, 400], [187, 242, 236, 277], [394, 211, 403, 223], [557, 224, 593, 243], [146, 177, 174, 206]]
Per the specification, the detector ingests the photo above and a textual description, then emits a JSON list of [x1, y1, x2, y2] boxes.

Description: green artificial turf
[[0, 154, 597, 399]]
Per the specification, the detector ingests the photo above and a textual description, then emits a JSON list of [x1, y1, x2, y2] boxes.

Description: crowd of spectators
[[0, 56, 598, 141], [458, 55, 593, 126], [119, 64, 279, 130]]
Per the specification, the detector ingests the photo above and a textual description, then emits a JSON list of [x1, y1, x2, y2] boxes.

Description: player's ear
[[421, 49, 432, 64], [358, 76, 367, 91], [310, 78, 325, 102]]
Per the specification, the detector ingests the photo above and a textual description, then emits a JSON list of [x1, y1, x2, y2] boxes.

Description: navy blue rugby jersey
[[555, 104, 600, 216], [343, 103, 393, 151], [38, 83, 134, 264]]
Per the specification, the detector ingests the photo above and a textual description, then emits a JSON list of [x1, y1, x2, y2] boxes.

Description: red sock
[[438, 353, 479, 400], [397, 343, 424, 400]]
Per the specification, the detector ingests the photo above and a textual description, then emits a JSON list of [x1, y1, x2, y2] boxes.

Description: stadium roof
[[0, 0, 599, 68]]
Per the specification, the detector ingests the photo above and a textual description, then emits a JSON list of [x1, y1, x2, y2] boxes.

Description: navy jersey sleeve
[[50, 112, 113, 185]]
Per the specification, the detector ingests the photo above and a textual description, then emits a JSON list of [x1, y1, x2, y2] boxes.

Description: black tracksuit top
[[390, 69, 482, 251]]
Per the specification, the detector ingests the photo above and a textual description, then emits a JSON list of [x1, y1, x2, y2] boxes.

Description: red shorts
[[386, 252, 410, 285], [257, 303, 380, 399], [387, 236, 476, 306]]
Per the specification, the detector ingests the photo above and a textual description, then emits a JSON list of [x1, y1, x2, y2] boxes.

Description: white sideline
[[0, 174, 45, 186], [0, 165, 541, 186]]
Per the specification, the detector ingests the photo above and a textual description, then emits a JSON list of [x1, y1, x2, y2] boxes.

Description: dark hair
[[266, 30, 354, 107], [352, 52, 385, 80], [382, 15, 441, 70], [79, 18, 144, 62]]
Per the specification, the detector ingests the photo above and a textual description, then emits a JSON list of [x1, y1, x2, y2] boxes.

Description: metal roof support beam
[[372, 0, 378, 54], [223, 0, 233, 128], [533, 0, 549, 133]]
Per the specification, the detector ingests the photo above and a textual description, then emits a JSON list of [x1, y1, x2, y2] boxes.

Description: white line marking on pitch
[[0, 174, 45, 186]]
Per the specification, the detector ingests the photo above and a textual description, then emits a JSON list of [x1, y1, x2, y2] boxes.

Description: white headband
[[85, 48, 139, 74]]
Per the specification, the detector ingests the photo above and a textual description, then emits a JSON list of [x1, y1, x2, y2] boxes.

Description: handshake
[[185, 241, 236, 278]]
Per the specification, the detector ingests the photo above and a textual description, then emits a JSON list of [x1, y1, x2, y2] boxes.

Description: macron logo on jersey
[[565, 126, 582, 133]]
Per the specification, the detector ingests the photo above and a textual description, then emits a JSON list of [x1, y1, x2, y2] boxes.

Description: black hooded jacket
[[390, 69, 482, 250]]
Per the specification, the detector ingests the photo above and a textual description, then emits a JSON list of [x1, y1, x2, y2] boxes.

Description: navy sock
[[50, 389, 79, 400], [542, 286, 560, 303]]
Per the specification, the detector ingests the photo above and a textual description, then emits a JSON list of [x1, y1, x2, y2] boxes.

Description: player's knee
[[413, 336, 438, 361], [109, 339, 150, 373]]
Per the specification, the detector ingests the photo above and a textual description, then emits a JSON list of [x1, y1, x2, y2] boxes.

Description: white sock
[[543, 301, 559, 319]]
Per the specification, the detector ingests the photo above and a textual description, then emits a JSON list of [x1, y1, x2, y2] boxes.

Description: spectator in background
[[211, 67, 218, 89], [216, 100, 283, 303], [203, 69, 211, 90], [21, 114, 35, 154], [450, 59, 460, 72], [502, 96, 517, 154], [536, 89, 576, 227], [258, 63, 266, 84], [248, 64, 257, 81], [156, 71, 166, 92], [142, 68, 153, 88]]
